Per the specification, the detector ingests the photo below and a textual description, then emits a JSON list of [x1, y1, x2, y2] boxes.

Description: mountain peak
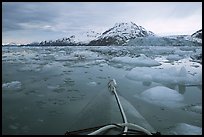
[[27, 21, 156, 46], [89, 21, 155, 45], [114, 22, 137, 27], [101, 21, 154, 37], [191, 29, 202, 39]]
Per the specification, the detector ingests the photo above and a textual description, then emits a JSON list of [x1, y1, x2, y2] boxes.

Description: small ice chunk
[[37, 119, 44, 122], [9, 125, 18, 130], [47, 85, 60, 90], [2, 81, 22, 90], [166, 55, 182, 61], [182, 104, 202, 114], [137, 86, 184, 107], [70, 50, 101, 60], [168, 123, 202, 135], [87, 81, 97, 86], [174, 50, 193, 56], [55, 50, 101, 61], [190, 105, 202, 114]]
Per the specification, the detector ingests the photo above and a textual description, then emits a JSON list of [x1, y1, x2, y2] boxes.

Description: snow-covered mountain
[[66, 31, 101, 44], [2, 42, 22, 46], [32, 30, 101, 46], [191, 29, 202, 39], [127, 29, 202, 47], [189, 29, 202, 43], [89, 22, 155, 46], [21, 22, 201, 47]]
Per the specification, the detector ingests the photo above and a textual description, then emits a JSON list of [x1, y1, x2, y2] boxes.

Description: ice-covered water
[[2, 45, 202, 135]]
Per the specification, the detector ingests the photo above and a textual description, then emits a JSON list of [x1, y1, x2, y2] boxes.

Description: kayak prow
[[66, 79, 158, 135]]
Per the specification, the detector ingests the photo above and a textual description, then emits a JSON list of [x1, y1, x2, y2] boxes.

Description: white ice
[[149, 46, 176, 55], [182, 104, 202, 114], [136, 86, 184, 108], [167, 123, 202, 135], [174, 49, 194, 56], [2, 48, 39, 64], [166, 54, 183, 61], [190, 105, 202, 114], [126, 66, 202, 86], [55, 50, 102, 61], [87, 81, 97, 86], [2, 81, 22, 90], [111, 54, 161, 67]]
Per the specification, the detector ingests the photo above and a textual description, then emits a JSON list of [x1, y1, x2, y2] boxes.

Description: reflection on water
[[165, 84, 186, 94], [178, 84, 186, 94], [142, 81, 152, 86]]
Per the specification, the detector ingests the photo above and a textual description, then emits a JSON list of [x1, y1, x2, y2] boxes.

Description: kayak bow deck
[[65, 79, 160, 135]]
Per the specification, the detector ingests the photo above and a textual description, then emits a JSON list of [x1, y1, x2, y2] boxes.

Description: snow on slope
[[58, 30, 101, 44], [191, 29, 202, 39], [184, 29, 202, 44], [38, 30, 101, 46], [89, 22, 155, 45], [70, 30, 101, 44], [98, 22, 154, 40]]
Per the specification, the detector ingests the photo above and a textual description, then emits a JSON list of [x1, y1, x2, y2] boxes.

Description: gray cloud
[[3, 2, 60, 31], [2, 2, 202, 44]]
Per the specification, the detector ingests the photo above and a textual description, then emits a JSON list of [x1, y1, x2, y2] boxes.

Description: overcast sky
[[2, 2, 202, 44]]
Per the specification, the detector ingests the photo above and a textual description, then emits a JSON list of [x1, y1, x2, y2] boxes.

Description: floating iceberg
[[87, 81, 97, 86], [2, 81, 22, 90], [166, 123, 202, 135], [166, 54, 183, 61], [126, 66, 202, 86], [136, 86, 184, 108], [111, 54, 161, 67]]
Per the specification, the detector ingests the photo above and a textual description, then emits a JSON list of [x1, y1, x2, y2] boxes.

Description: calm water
[[2, 46, 202, 135]]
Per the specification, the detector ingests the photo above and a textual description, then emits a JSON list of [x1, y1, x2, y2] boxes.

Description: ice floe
[[111, 54, 161, 67], [166, 54, 183, 61], [166, 123, 202, 135], [182, 103, 202, 114], [55, 50, 102, 62], [174, 49, 194, 56], [2, 81, 22, 90], [126, 66, 202, 86], [136, 86, 184, 107]]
